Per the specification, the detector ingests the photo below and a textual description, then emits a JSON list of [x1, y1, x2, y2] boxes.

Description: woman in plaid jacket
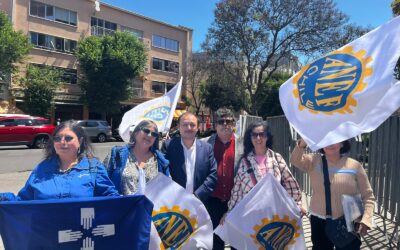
[[227, 121, 302, 211]]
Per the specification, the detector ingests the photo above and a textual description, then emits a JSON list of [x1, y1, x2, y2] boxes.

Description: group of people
[[0, 107, 375, 250]]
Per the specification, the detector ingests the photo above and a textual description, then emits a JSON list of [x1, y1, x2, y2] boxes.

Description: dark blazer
[[162, 137, 218, 203]]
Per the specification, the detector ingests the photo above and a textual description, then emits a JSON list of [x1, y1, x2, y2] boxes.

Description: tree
[[0, 11, 32, 86], [76, 32, 147, 116], [186, 54, 208, 115], [257, 72, 290, 117], [202, 61, 244, 112], [21, 65, 62, 117], [202, 0, 368, 115]]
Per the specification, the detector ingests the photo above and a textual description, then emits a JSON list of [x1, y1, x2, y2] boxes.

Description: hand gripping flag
[[279, 17, 400, 151], [0, 195, 153, 250], [145, 174, 213, 250], [215, 173, 306, 250], [119, 77, 183, 142]]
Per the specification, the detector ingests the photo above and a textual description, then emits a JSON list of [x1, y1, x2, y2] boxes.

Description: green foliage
[[76, 32, 147, 115], [0, 11, 32, 82], [21, 65, 62, 117], [257, 72, 291, 118], [202, 79, 243, 112]]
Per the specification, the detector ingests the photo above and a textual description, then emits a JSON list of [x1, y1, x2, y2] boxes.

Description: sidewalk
[[0, 171, 398, 249]]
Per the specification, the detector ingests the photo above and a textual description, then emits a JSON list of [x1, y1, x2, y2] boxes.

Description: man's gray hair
[[215, 108, 235, 120]]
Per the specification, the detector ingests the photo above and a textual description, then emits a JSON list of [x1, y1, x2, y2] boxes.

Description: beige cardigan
[[290, 145, 375, 228]]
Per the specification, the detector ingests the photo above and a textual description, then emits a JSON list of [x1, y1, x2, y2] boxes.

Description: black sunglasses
[[217, 119, 235, 125], [141, 128, 158, 138], [251, 132, 267, 138], [53, 135, 74, 142]]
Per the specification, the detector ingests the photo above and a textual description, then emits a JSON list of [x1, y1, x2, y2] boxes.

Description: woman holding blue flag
[[0, 120, 119, 201], [104, 119, 169, 195]]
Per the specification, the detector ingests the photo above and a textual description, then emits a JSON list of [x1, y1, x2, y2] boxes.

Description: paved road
[[0, 141, 124, 174]]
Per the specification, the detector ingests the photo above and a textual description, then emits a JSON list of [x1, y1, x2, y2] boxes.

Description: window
[[152, 58, 179, 73], [152, 35, 179, 52], [121, 26, 143, 39], [30, 32, 77, 54], [30, 1, 77, 26], [0, 119, 15, 126], [152, 81, 175, 94], [91, 17, 117, 36], [32, 64, 77, 84]]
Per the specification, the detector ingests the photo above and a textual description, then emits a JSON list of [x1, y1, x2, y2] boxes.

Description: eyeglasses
[[141, 128, 158, 138], [251, 132, 267, 139], [217, 119, 235, 126], [53, 135, 74, 142]]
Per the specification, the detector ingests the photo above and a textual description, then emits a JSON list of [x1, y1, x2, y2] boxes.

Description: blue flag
[[0, 195, 153, 250]]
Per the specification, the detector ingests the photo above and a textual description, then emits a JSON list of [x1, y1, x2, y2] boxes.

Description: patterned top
[[120, 152, 159, 195], [228, 149, 302, 211]]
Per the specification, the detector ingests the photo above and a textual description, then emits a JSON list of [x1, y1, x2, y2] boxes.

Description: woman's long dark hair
[[242, 121, 273, 158], [45, 120, 93, 160]]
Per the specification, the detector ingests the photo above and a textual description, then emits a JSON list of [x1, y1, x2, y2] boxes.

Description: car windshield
[[100, 121, 109, 126]]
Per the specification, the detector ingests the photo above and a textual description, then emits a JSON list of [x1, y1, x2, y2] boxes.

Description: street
[[0, 141, 124, 174]]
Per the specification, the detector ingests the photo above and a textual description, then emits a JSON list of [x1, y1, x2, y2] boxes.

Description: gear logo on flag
[[152, 205, 198, 249], [293, 46, 373, 115], [251, 214, 300, 250]]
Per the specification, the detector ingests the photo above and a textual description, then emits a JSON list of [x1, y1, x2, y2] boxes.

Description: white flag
[[119, 77, 183, 142], [215, 173, 306, 250], [279, 17, 400, 151], [145, 174, 213, 250]]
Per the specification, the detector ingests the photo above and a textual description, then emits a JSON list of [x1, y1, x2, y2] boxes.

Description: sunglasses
[[141, 128, 158, 138], [53, 135, 74, 142], [217, 119, 235, 125], [251, 132, 267, 138]]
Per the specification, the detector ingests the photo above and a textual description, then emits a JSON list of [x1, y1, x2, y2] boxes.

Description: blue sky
[[102, 0, 393, 52]]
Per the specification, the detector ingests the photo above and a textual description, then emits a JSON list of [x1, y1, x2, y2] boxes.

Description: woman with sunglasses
[[0, 120, 119, 201], [104, 120, 169, 195], [226, 121, 302, 214]]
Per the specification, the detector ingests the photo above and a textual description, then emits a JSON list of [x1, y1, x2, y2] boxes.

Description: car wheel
[[33, 135, 49, 149], [97, 133, 107, 143]]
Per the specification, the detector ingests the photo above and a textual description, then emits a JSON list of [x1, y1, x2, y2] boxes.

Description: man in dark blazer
[[162, 112, 217, 204]]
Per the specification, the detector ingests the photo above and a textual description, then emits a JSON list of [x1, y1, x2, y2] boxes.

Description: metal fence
[[266, 115, 400, 238]]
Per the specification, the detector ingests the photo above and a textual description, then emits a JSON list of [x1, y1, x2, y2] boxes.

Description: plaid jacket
[[228, 149, 302, 211]]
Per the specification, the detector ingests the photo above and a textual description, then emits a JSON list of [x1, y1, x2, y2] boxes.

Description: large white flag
[[215, 173, 306, 250], [119, 77, 182, 142], [145, 174, 213, 250], [279, 17, 400, 151]]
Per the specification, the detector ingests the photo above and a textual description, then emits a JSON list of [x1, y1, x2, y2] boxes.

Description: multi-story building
[[0, 0, 192, 123]]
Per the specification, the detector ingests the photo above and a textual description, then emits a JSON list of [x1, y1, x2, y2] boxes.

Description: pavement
[[0, 171, 398, 249]]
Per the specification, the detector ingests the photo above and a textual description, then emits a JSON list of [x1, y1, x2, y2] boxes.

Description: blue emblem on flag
[[144, 106, 171, 121], [152, 206, 197, 249], [252, 215, 300, 250], [293, 46, 372, 114]]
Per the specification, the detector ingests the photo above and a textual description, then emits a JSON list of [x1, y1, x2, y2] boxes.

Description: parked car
[[76, 120, 112, 143], [0, 115, 55, 148]]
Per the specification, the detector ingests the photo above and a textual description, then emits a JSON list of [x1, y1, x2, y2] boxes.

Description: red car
[[0, 115, 55, 148]]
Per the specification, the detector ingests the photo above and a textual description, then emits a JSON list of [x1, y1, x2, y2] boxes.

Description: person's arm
[[276, 153, 302, 207], [94, 161, 120, 196], [290, 139, 314, 172], [194, 146, 217, 201], [357, 163, 375, 231]]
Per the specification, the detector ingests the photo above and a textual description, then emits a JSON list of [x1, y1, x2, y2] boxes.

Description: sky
[[102, 0, 394, 52]]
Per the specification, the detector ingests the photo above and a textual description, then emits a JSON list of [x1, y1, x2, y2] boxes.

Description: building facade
[[0, 0, 192, 123]]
